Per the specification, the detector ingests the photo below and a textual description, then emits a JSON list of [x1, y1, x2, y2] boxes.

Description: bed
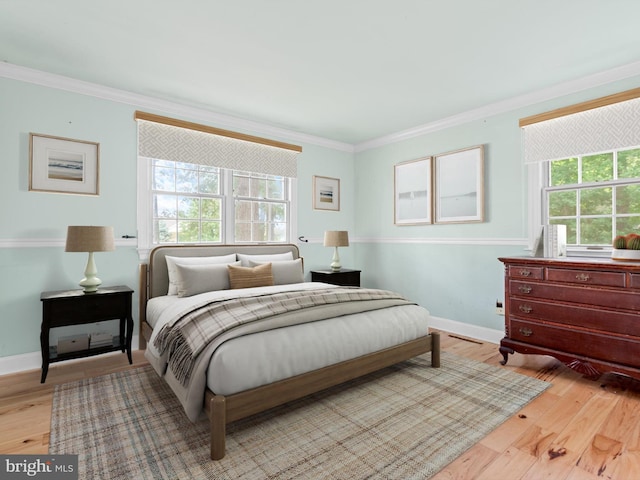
[[138, 244, 440, 460]]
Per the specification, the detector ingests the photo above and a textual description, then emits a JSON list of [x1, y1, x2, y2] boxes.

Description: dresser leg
[[499, 346, 514, 366]]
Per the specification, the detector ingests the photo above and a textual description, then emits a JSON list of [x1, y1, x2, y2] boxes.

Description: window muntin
[[233, 171, 288, 243], [151, 160, 290, 244], [544, 147, 640, 247]]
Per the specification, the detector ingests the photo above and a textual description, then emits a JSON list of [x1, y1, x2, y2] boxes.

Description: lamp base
[[79, 251, 102, 293], [79, 276, 102, 293], [330, 247, 342, 272]]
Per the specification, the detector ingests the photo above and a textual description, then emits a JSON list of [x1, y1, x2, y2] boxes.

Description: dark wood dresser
[[499, 256, 640, 380]]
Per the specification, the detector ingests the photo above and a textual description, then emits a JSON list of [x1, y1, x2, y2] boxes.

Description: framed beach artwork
[[434, 145, 484, 224], [394, 157, 432, 225], [29, 133, 100, 195], [313, 175, 340, 211]]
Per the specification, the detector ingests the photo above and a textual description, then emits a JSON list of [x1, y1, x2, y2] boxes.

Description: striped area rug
[[50, 352, 549, 479]]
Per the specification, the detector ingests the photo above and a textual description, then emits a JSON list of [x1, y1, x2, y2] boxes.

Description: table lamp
[[65, 226, 115, 293], [323, 230, 349, 271]]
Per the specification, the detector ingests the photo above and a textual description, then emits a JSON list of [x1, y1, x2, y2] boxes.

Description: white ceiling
[[2, 0, 640, 146]]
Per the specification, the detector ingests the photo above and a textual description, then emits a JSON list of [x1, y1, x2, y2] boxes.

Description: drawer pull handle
[[575, 273, 590, 282], [519, 305, 533, 314], [518, 285, 532, 294], [519, 269, 531, 277], [519, 327, 533, 337]]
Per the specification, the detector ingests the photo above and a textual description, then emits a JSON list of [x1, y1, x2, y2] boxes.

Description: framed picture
[[29, 133, 100, 195], [394, 157, 432, 225], [313, 175, 340, 211], [434, 145, 484, 224]]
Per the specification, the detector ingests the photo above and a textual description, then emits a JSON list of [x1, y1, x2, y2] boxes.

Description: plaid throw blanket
[[154, 288, 411, 386]]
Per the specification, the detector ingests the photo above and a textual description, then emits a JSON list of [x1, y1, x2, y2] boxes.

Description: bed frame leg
[[431, 331, 441, 368], [210, 395, 226, 460]]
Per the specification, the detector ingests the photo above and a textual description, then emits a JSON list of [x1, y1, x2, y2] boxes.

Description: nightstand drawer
[[311, 269, 361, 287], [47, 295, 126, 325]]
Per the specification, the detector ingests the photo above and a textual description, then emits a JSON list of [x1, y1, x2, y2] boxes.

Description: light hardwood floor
[[1, 332, 639, 479]]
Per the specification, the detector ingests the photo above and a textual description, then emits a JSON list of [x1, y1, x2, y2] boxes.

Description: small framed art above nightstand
[[311, 269, 361, 287]]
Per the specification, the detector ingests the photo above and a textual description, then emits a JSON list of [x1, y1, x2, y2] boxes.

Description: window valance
[[520, 88, 640, 164], [135, 111, 301, 178]]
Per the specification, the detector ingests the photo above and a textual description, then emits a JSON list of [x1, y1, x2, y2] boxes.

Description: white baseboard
[[0, 335, 140, 376], [429, 315, 504, 345]]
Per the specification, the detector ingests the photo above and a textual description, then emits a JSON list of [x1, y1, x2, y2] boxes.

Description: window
[[543, 147, 640, 248], [233, 171, 288, 243], [521, 88, 640, 255], [135, 112, 301, 253], [150, 159, 293, 245]]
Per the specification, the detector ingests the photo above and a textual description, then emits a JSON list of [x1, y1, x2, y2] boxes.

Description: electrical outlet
[[495, 306, 505, 315]]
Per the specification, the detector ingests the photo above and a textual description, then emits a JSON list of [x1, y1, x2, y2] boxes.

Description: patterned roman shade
[[137, 119, 300, 177], [522, 96, 640, 164]]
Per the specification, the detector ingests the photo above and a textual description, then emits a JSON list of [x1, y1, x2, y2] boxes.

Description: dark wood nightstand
[[39, 285, 134, 383], [311, 269, 361, 287]]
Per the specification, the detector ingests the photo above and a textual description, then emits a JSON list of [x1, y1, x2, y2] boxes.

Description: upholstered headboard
[[146, 243, 300, 300]]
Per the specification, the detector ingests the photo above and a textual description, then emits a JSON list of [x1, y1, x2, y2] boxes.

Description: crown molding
[[0, 62, 354, 153], [354, 60, 640, 152], [3, 60, 640, 155]]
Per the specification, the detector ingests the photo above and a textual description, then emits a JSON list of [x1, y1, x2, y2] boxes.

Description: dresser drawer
[[546, 268, 625, 287], [508, 280, 640, 311], [630, 274, 640, 289], [510, 319, 640, 368], [507, 265, 544, 280], [508, 297, 640, 336]]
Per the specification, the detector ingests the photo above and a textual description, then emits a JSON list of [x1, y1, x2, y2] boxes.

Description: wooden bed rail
[[206, 332, 440, 460]]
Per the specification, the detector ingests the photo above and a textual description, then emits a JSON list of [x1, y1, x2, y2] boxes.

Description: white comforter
[[145, 282, 431, 421]]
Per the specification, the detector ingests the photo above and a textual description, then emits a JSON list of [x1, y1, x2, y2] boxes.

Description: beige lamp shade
[[65, 226, 115, 293], [65, 226, 115, 252], [323, 231, 349, 271], [323, 230, 349, 247]]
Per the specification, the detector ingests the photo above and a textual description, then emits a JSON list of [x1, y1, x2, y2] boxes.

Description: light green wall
[[354, 76, 640, 331], [2, 72, 640, 361], [0, 77, 354, 358]]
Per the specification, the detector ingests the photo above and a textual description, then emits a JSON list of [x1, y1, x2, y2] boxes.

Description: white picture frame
[[394, 157, 432, 225], [29, 133, 100, 195], [434, 145, 484, 224], [313, 175, 340, 211]]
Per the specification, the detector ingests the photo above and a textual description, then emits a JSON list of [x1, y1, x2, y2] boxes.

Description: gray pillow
[[249, 258, 304, 285], [175, 261, 241, 297]]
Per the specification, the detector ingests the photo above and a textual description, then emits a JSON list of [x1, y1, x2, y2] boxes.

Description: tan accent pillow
[[228, 263, 274, 289]]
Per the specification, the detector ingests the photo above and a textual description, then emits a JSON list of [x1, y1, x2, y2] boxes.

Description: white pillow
[[248, 258, 304, 285], [175, 261, 241, 297], [237, 251, 294, 267], [165, 254, 237, 295]]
